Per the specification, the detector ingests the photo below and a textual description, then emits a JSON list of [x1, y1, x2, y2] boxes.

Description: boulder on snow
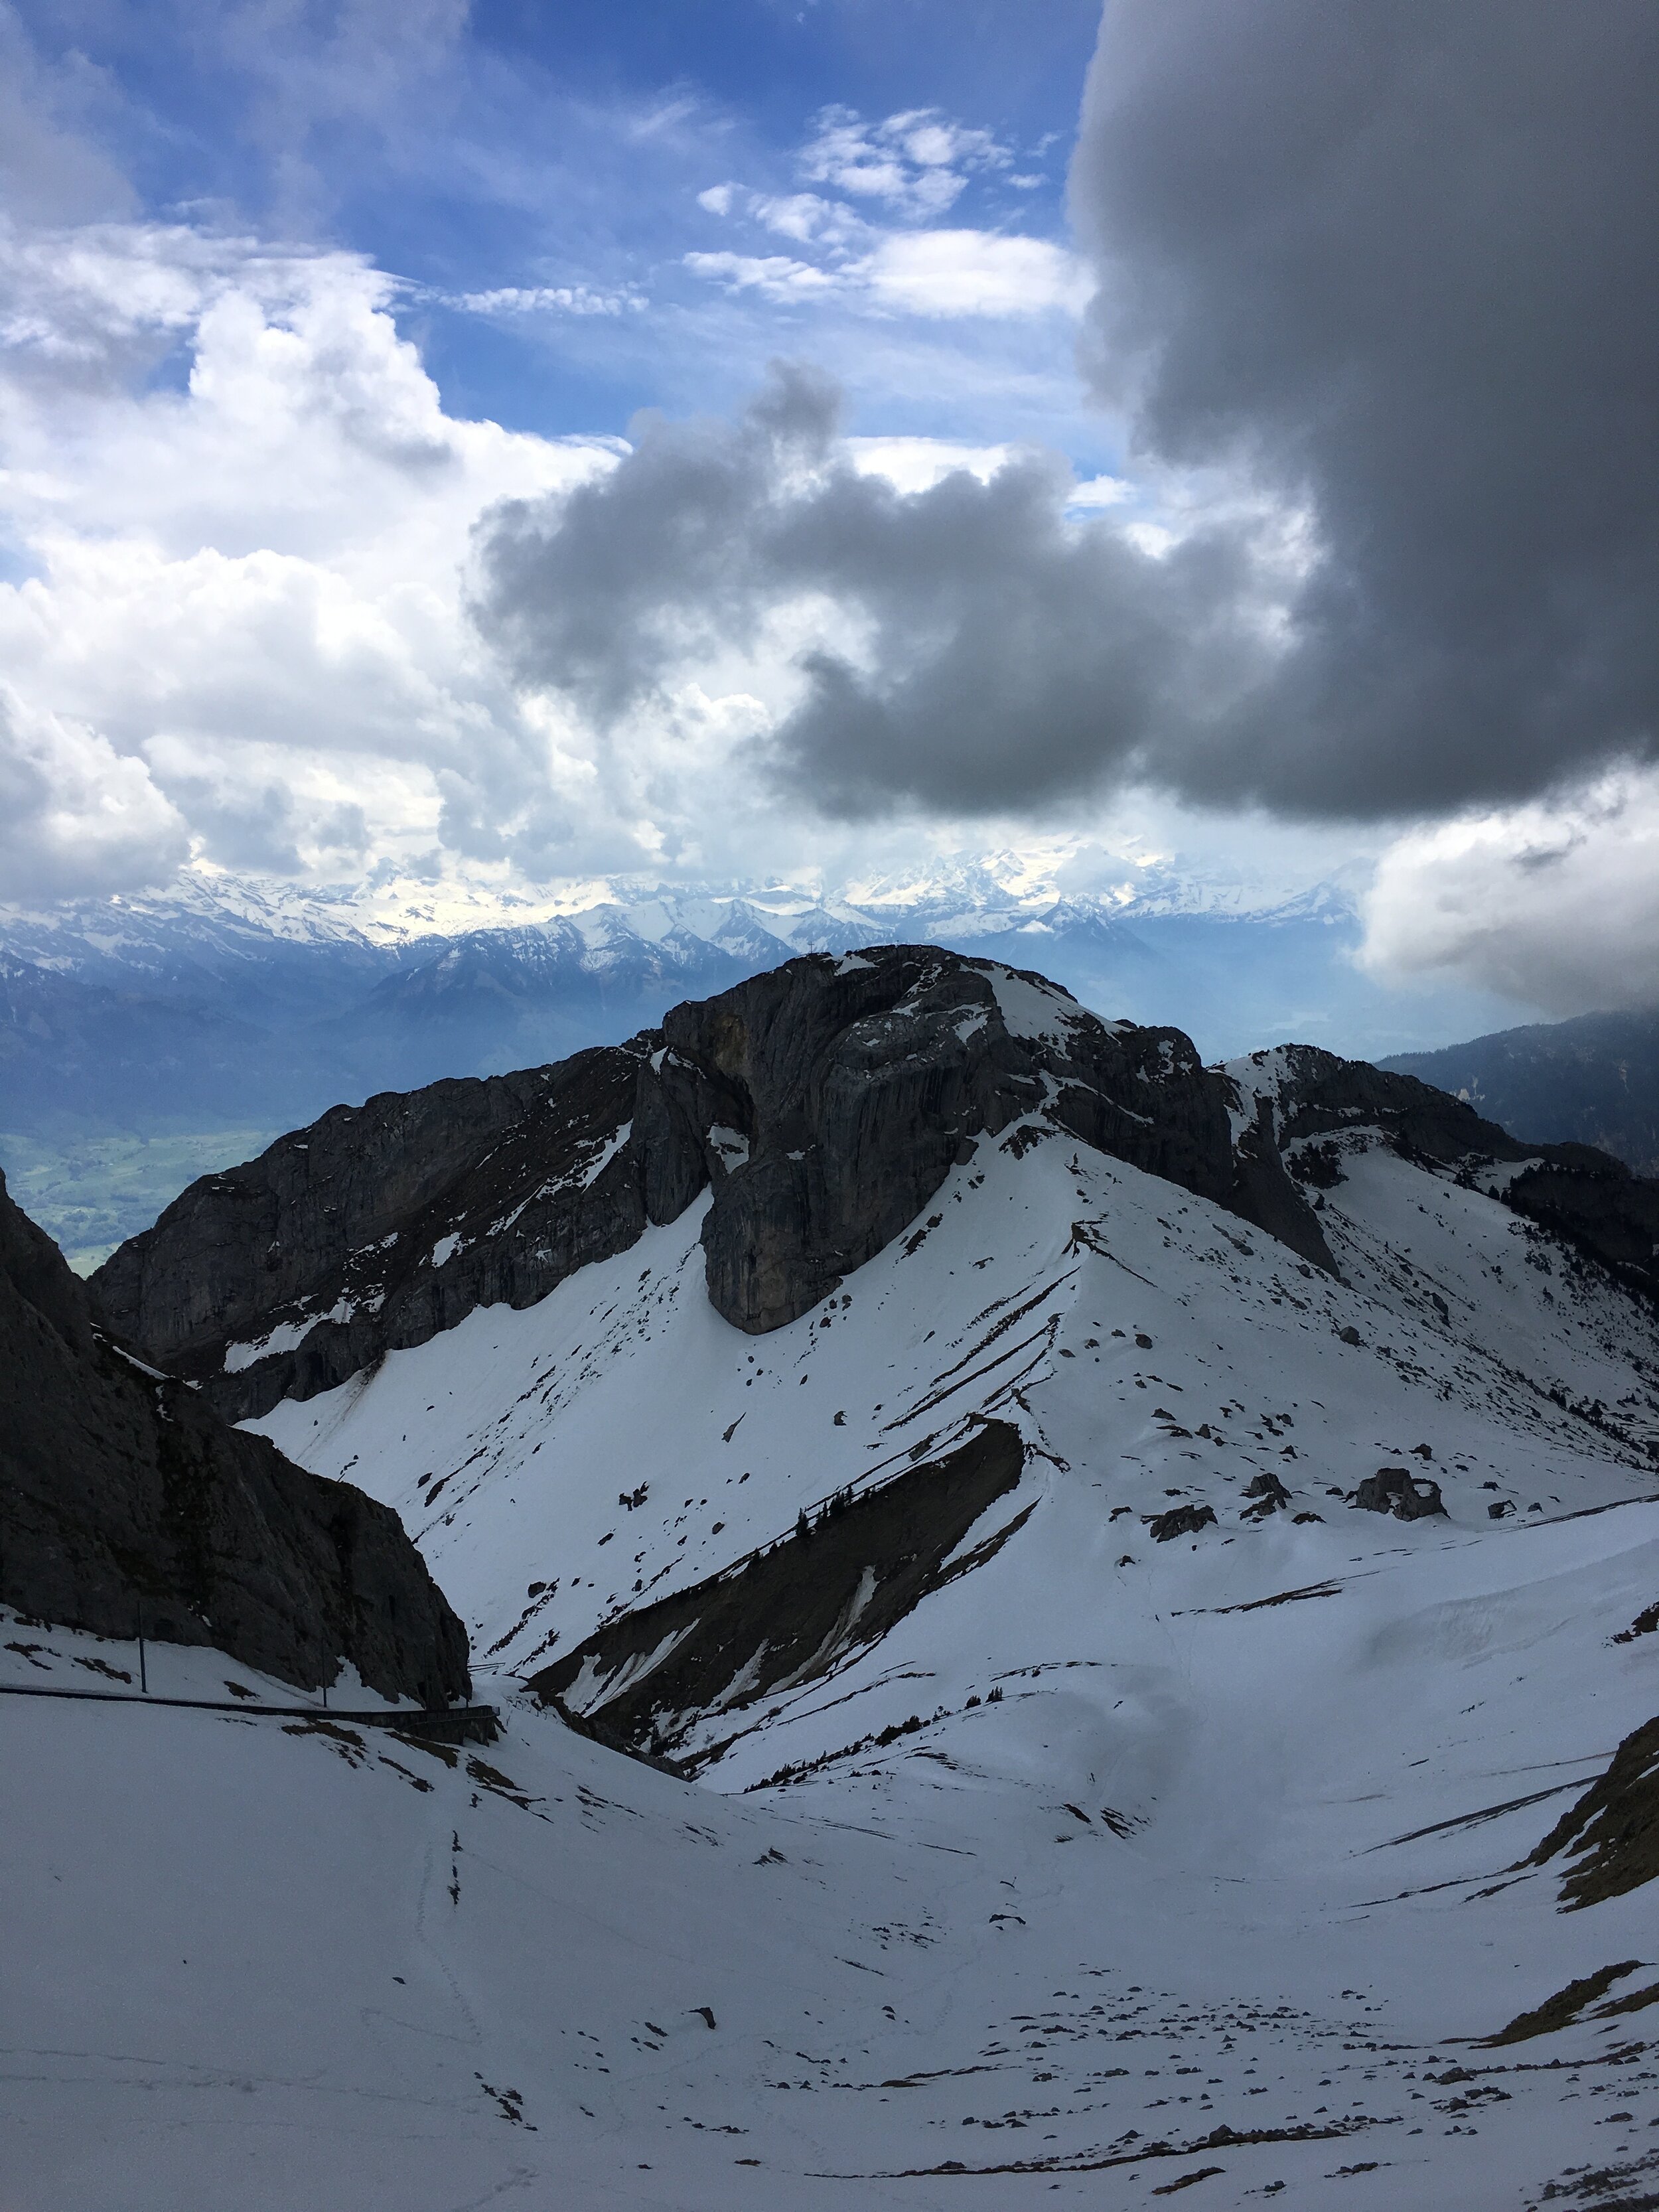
[[1240, 1472, 1292, 1520], [1352, 1467, 1448, 1520], [1148, 1503, 1220, 1542]]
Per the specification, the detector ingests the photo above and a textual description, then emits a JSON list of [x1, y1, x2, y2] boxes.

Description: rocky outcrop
[[1526, 1710, 1659, 1909], [92, 1043, 697, 1422], [1351, 1466, 1447, 1520], [1226, 1043, 1659, 1304], [1148, 1502, 1219, 1542], [529, 1420, 1026, 1761], [1, 1170, 470, 1702], [93, 948, 1342, 1410], [654, 948, 1332, 1333]]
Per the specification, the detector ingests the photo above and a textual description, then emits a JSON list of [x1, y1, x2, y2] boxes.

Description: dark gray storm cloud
[[1073, 0, 1659, 816], [476, 4, 1659, 822], [474, 363, 1274, 815]]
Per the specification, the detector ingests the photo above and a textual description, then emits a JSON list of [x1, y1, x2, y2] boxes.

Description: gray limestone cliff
[[1, 1169, 471, 1702]]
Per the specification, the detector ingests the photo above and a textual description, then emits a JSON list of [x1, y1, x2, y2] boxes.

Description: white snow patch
[[985, 964, 1084, 1046], [575, 1120, 631, 1189], [222, 1295, 356, 1373]]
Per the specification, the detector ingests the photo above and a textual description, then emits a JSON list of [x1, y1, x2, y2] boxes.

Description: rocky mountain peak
[[92, 947, 1342, 1412], [651, 946, 1331, 1331]]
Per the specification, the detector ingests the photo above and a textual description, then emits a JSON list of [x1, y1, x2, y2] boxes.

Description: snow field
[[11, 1114, 1659, 2205]]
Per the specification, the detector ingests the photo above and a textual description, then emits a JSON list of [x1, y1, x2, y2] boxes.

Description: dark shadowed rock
[[1, 1170, 470, 1701], [92, 1041, 703, 1422], [529, 1420, 1026, 1759], [657, 948, 1332, 1333], [1226, 1094, 1338, 1273], [1149, 1503, 1219, 1541], [1241, 1471, 1292, 1520], [1526, 1711, 1659, 1909], [1352, 1467, 1447, 1520]]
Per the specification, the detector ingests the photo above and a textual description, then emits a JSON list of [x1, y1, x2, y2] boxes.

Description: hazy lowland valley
[[6, 1, 1658, 2205]]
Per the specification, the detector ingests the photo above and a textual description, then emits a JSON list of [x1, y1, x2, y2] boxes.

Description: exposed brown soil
[[1479, 1962, 1644, 2045], [1528, 1714, 1659, 1908]]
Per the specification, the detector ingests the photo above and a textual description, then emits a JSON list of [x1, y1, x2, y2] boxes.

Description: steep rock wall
[[2, 1171, 470, 1702]]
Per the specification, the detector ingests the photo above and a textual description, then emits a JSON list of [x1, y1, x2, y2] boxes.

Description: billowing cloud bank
[[472, 362, 1287, 820], [1362, 777, 1659, 1016], [0, 227, 619, 896]]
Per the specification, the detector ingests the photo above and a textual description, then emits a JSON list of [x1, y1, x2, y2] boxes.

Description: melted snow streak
[[11, 1129, 1659, 2205]]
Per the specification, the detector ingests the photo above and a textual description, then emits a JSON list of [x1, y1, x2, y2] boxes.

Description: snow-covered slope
[[252, 1117, 1659, 1700], [7, 1467, 1659, 2208], [13, 964, 1659, 2207]]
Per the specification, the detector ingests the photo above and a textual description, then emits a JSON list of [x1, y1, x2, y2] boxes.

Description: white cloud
[[1360, 771, 1659, 1013], [861, 230, 1089, 319], [684, 228, 1088, 323], [748, 192, 871, 250], [1067, 473, 1132, 509], [0, 221, 622, 891], [451, 284, 644, 317], [682, 252, 844, 304], [798, 106, 1015, 222], [845, 437, 1012, 494], [0, 684, 185, 898], [683, 105, 1080, 331]]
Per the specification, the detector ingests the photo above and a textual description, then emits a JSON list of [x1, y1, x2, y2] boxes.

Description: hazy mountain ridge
[[0, 860, 1558, 1272], [1384, 1008, 1659, 1178]]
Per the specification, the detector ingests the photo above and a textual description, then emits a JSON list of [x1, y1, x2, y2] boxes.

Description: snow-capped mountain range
[[0, 847, 1364, 970], [9, 944, 1659, 2209], [0, 847, 1506, 1146]]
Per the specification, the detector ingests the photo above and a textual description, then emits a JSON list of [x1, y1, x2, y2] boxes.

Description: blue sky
[[17, 0, 1106, 447]]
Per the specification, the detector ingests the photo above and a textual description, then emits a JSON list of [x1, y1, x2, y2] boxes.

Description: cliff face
[[1, 1170, 471, 1702], [93, 952, 1659, 1438], [654, 948, 1333, 1333], [90, 1047, 677, 1422], [93, 948, 1341, 1416]]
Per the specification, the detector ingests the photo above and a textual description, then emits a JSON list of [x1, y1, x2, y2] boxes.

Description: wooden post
[[137, 1599, 147, 1695]]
